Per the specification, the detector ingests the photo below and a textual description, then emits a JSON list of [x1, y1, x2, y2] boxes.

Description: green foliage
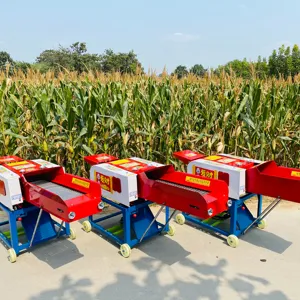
[[291, 45, 300, 76], [190, 64, 206, 77], [255, 56, 269, 79], [268, 44, 300, 78], [221, 59, 252, 79], [173, 65, 188, 79], [14, 61, 32, 74], [0, 51, 14, 75], [35, 43, 143, 75], [4, 42, 300, 79], [0, 77, 299, 177], [0, 51, 14, 69], [100, 49, 143, 74], [210, 44, 300, 79], [36, 42, 101, 74]]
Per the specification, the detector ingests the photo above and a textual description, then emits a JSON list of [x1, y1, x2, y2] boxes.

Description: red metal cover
[[21, 167, 102, 222], [84, 154, 118, 166], [0, 156, 23, 165], [138, 165, 228, 220], [203, 155, 254, 170], [246, 161, 300, 203], [4, 159, 43, 175], [108, 158, 157, 174], [173, 150, 205, 164]]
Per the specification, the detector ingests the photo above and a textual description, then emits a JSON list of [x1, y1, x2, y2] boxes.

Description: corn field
[[0, 70, 299, 177]]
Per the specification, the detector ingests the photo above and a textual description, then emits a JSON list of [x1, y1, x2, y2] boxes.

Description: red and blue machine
[[0, 156, 102, 262], [173, 150, 300, 247], [83, 154, 229, 257]]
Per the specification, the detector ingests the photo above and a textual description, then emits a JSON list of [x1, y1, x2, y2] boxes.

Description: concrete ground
[[0, 201, 299, 300]]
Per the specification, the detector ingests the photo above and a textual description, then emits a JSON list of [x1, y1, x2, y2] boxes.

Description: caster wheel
[[69, 228, 76, 240], [175, 213, 185, 225], [8, 248, 17, 263], [120, 243, 131, 258], [257, 219, 267, 230], [167, 224, 176, 236], [82, 220, 92, 233], [227, 235, 239, 248]]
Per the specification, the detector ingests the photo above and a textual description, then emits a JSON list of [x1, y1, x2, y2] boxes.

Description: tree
[[268, 44, 295, 78], [268, 49, 278, 77], [291, 44, 300, 76], [36, 49, 73, 73], [100, 49, 143, 74], [36, 42, 101, 73], [68, 42, 101, 73], [0, 51, 14, 71], [224, 59, 251, 79], [190, 64, 206, 77], [255, 56, 269, 79], [14, 61, 32, 74], [173, 65, 188, 79]]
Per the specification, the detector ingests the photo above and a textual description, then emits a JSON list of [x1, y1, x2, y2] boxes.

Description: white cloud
[[168, 32, 200, 43]]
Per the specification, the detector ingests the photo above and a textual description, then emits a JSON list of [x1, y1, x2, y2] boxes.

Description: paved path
[[0, 202, 299, 300]]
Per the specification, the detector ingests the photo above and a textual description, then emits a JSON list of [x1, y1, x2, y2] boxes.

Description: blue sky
[[0, 0, 298, 73]]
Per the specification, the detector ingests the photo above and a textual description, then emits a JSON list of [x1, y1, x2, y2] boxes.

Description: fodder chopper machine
[[173, 150, 300, 247], [0, 155, 101, 263], [83, 154, 229, 257]]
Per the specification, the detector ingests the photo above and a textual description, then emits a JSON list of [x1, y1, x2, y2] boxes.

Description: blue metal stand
[[182, 193, 263, 238], [0, 202, 71, 259], [88, 197, 171, 249]]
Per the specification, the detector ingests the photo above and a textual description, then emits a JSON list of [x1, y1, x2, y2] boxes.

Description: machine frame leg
[[139, 204, 165, 242], [182, 193, 270, 240], [0, 202, 71, 259], [257, 194, 263, 217], [88, 197, 172, 249]]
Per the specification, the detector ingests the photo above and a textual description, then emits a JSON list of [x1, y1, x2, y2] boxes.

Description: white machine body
[[187, 154, 262, 200], [0, 165, 23, 210], [90, 157, 163, 207]]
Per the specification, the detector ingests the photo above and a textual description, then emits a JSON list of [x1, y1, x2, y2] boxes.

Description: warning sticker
[[0, 157, 15, 163], [185, 176, 211, 187], [205, 156, 221, 161], [193, 166, 218, 179], [217, 158, 236, 164], [7, 161, 28, 167], [13, 164, 36, 170], [96, 155, 111, 161], [185, 153, 197, 157], [120, 162, 140, 169], [12, 194, 22, 201], [95, 172, 112, 192], [291, 171, 300, 177], [72, 178, 90, 189], [110, 159, 130, 165]]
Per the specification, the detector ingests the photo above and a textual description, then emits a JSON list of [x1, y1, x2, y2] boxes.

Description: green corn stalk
[[0, 73, 299, 175]]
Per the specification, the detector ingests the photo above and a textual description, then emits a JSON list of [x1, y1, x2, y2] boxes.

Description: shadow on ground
[[0, 212, 84, 269], [28, 205, 292, 298], [241, 228, 292, 254], [137, 234, 191, 265], [29, 256, 290, 300], [78, 207, 191, 266], [30, 238, 84, 269], [184, 218, 292, 254]]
